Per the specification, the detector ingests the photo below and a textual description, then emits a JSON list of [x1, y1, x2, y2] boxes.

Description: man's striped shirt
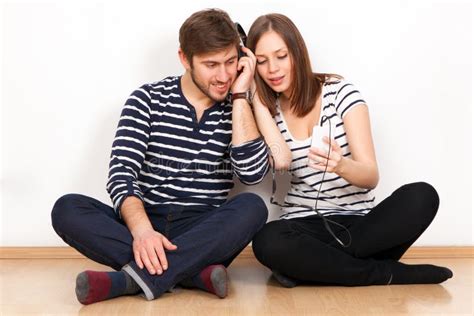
[[106, 76, 269, 215], [276, 79, 375, 220]]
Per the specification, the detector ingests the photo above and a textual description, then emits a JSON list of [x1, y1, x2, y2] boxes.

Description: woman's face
[[255, 31, 292, 96]]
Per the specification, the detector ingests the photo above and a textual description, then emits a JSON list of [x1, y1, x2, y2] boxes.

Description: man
[[51, 8, 269, 305]]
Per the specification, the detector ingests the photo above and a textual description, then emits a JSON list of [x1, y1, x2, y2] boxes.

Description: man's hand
[[231, 46, 257, 94], [120, 196, 177, 275], [131, 227, 177, 275]]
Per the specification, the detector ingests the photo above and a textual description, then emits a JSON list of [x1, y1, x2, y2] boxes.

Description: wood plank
[[0, 247, 84, 259], [403, 246, 474, 259], [1, 246, 473, 259], [1, 257, 472, 315]]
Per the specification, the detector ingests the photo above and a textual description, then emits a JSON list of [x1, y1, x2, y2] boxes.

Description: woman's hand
[[308, 136, 346, 173]]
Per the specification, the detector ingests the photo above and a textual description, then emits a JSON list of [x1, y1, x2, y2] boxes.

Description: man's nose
[[216, 64, 231, 82]]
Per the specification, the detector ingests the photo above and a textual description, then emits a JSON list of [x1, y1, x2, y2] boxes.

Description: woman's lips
[[268, 76, 284, 86]]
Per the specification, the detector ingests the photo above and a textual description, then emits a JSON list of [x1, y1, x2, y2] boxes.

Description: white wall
[[1, 0, 472, 246]]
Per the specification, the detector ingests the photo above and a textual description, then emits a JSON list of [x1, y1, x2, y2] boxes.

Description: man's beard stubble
[[190, 68, 228, 103]]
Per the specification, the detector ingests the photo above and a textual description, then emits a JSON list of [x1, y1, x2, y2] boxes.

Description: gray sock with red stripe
[[180, 265, 228, 298], [75, 270, 141, 305]]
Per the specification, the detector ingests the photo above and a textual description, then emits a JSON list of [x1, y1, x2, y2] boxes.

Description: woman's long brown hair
[[247, 14, 341, 117]]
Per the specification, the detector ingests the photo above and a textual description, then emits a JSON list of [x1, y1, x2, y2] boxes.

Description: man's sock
[[387, 262, 453, 285], [75, 270, 141, 305], [272, 270, 299, 288], [179, 265, 228, 298]]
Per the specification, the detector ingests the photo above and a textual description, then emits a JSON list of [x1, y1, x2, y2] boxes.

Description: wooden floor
[[1, 257, 473, 315]]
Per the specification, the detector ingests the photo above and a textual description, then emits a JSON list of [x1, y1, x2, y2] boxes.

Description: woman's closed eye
[[257, 54, 287, 65]]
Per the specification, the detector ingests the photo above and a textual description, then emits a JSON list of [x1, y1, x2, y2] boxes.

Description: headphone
[[234, 22, 247, 59]]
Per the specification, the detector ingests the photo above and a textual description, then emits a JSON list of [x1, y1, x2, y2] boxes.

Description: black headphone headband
[[234, 22, 247, 47]]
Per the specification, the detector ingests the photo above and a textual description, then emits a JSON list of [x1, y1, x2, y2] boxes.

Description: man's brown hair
[[179, 9, 240, 64]]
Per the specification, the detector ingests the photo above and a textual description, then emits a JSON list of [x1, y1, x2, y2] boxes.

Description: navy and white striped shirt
[[106, 76, 269, 215]]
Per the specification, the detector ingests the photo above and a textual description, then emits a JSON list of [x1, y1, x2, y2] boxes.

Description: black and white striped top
[[276, 79, 375, 219], [106, 76, 269, 216]]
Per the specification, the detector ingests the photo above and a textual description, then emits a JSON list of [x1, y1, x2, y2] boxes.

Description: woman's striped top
[[276, 79, 375, 219]]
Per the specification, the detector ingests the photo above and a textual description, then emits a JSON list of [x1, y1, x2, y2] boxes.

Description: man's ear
[[178, 48, 191, 71]]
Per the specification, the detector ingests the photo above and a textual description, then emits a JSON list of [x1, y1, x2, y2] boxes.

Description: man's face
[[189, 45, 239, 102]]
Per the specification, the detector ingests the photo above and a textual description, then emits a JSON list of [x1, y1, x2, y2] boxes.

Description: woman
[[247, 13, 452, 287]]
